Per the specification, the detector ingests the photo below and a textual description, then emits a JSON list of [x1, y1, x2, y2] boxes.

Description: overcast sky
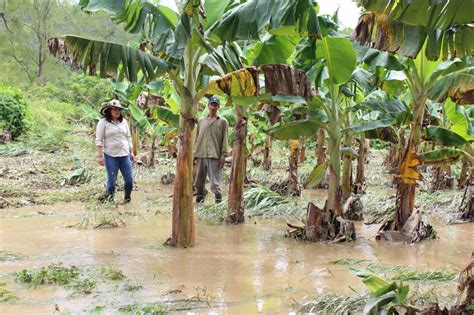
[[318, 0, 361, 29]]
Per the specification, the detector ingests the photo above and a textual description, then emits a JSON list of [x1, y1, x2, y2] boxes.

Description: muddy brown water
[[0, 192, 473, 314]]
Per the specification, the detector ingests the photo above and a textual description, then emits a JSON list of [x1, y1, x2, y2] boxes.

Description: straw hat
[[100, 100, 126, 115]]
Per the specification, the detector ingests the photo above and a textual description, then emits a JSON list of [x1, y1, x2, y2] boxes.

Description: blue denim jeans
[[103, 153, 133, 197]]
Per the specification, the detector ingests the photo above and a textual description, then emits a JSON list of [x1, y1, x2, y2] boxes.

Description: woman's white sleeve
[[95, 119, 105, 147], [126, 120, 133, 150]]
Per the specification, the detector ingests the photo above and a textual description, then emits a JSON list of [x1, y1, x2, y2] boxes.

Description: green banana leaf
[[269, 119, 322, 140], [316, 37, 357, 85], [424, 126, 467, 147], [344, 118, 396, 133], [304, 162, 328, 188], [422, 149, 465, 165]]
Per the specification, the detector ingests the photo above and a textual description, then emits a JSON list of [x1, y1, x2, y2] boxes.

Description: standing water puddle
[[0, 201, 473, 314]]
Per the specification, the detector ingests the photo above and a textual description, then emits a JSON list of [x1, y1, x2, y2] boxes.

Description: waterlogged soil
[[1, 186, 473, 314]]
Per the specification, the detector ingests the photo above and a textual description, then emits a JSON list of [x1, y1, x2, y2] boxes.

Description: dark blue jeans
[[103, 153, 133, 197]]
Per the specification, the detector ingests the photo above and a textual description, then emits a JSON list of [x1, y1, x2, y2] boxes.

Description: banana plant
[[49, 0, 322, 247], [270, 36, 360, 215], [208, 64, 314, 223]]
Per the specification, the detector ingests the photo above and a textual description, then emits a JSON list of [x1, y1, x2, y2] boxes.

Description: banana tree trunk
[[228, 106, 247, 224], [170, 107, 196, 247], [263, 133, 272, 171], [169, 41, 199, 247], [395, 127, 406, 169], [342, 132, 353, 201], [315, 128, 326, 165], [150, 136, 156, 167], [299, 138, 306, 163], [327, 131, 342, 215], [395, 98, 425, 230], [289, 139, 300, 195], [355, 135, 369, 193], [131, 125, 139, 157]]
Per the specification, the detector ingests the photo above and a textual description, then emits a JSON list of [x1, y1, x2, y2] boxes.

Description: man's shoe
[[215, 193, 222, 204], [196, 195, 205, 203]]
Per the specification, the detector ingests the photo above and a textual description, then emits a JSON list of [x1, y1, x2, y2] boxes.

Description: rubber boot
[[98, 191, 114, 203], [215, 193, 222, 204], [124, 188, 132, 203]]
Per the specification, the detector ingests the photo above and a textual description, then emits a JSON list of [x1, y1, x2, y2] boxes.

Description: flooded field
[[1, 190, 472, 314]]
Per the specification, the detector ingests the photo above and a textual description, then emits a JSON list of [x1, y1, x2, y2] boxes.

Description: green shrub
[[20, 99, 81, 151], [31, 73, 113, 111], [0, 85, 28, 139]]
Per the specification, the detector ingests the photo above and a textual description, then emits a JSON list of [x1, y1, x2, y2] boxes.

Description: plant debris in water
[[0, 250, 25, 261], [14, 263, 130, 295], [197, 186, 306, 224], [0, 281, 17, 302], [296, 293, 367, 314], [329, 258, 457, 282], [15, 263, 80, 288], [100, 266, 125, 280]]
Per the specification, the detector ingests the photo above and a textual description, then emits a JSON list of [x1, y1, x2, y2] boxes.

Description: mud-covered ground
[[0, 142, 472, 314]]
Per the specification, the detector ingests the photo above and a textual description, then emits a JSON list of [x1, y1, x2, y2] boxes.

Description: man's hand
[[130, 153, 137, 163], [218, 158, 225, 168], [98, 156, 104, 166]]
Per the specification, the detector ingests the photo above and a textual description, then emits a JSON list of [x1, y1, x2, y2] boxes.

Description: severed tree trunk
[[355, 135, 369, 194], [459, 185, 474, 220], [262, 133, 272, 171], [384, 144, 397, 166], [228, 107, 247, 224], [431, 164, 454, 190], [299, 138, 306, 163], [458, 159, 470, 189], [288, 139, 301, 196], [304, 202, 355, 242]]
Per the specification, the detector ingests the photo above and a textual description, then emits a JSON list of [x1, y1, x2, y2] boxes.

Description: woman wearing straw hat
[[95, 100, 136, 202]]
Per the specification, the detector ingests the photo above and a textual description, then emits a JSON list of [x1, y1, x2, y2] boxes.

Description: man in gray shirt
[[194, 96, 229, 204]]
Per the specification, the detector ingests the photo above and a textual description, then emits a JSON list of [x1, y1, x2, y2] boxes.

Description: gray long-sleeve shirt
[[194, 116, 229, 160], [95, 118, 133, 157]]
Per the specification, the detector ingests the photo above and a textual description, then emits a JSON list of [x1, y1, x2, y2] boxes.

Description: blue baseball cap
[[208, 96, 220, 105]]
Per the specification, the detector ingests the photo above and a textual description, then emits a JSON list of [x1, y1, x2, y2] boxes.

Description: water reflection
[[0, 203, 472, 313]]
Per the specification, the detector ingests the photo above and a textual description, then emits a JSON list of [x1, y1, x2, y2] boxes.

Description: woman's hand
[[98, 156, 104, 166]]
